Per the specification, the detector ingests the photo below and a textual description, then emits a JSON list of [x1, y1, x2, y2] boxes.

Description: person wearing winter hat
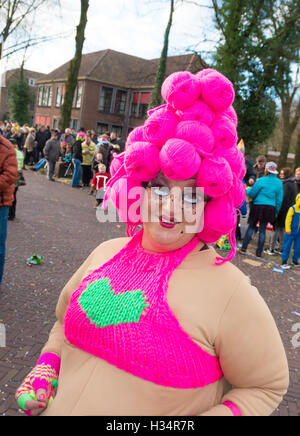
[[241, 161, 283, 257], [16, 69, 288, 416]]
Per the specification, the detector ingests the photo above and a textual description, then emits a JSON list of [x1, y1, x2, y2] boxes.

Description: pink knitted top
[[64, 230, 223, 389]]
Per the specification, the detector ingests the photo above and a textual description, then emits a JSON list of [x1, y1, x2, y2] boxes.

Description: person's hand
[[286, 231, 291, 235], [248, 178, 255, 186], [15, 353, 60, 416], [17, 380, 57, 416]]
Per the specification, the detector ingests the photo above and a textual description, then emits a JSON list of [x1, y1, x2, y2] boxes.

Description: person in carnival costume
[[15, 69, 288, 416]]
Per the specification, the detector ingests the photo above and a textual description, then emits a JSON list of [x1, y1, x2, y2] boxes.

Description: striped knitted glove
[[15, 353, 60, 415]]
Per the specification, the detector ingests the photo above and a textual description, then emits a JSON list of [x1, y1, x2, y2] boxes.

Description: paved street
[[0, 171, 299, 416]]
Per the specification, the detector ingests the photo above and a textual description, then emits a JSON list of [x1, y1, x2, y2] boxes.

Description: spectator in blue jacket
[[240, 162, 283, 257]]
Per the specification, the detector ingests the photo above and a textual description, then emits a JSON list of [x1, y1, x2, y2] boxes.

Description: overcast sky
[[1, 0, 219, 75]]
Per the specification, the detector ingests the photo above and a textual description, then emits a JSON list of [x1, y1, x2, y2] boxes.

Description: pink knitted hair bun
[[125, 141, 160, 181], [196, 157, 233, 198], [211, 116, 238, 149], [177, 100, 215, 126], [144, 106, 178, 148], [159, 138, 201, 180], [110, 152, 125, 177], [222, 105, 238, 127], [196, 68, 217, 79], [198, 70, 235, 112], [215, 146, 246, 180], [161, 71, 201, 110], [175, 121, 215, 156], [125, 126, 146, 149], [231, 175, 246, 209], [110, 177, 143, 224]]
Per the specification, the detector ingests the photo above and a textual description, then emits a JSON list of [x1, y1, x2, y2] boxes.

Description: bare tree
[[0, 0, 60, 59], [59, 0, 89, 131], [148, 0, 175, 110]]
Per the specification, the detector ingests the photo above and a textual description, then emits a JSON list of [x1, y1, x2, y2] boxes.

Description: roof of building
[[37, 49, 209, 88], [4, 68, 45, 85]]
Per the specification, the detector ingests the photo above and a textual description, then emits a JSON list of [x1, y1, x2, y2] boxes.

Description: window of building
[[114, 89, 127, 114], [55, 85, 65, 107], [99, 86, 113, 112], [53, 118, 59, 129], [28, 78, 36, 87], [38, 85, 53, 107], [73, 84, 83, 109], [130, 92, 139, 117], [96, 123, 109, 135], [130, 92, 151, 118], [111, 125, 122, 138], [138, 92, 150, 118], [70, 119, 78, 131]]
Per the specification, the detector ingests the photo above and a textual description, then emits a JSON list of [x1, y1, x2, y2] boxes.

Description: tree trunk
[[148, 0, 174, 111], [294, 130, 300, 170], [59, 0, 89, 131]]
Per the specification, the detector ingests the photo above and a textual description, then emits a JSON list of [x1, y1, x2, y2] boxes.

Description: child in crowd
[[282, 193, 300, 269], [90, 163, 110, 208]]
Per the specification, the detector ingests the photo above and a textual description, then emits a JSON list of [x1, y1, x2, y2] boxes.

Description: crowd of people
[[0, 121, 125, 208], [236, 152, 300, 269]]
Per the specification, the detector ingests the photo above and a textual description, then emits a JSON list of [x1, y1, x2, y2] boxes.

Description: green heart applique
[[78, 277, 149, 328]]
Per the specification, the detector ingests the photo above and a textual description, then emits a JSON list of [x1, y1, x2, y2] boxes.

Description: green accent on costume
[[216, 235, 231, 250], [17, 392, 36, 411], [78, 277, 149, 328], [52, 380, 58, 391]]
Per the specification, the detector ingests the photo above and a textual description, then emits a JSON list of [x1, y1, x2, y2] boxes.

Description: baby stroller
[[63, 153, 73, 177]]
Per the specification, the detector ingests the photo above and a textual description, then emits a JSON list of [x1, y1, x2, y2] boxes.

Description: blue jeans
[[72, 159, 82, 187], [242, 222, 267, 256], [0, 207, 9, 284], [282, 232, 300, 263]]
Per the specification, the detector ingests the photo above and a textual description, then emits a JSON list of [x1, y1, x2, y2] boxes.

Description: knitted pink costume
[[64, 230, 223, 389]]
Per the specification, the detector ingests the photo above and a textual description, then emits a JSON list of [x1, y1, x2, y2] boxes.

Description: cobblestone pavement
[[0, 171, 299, 416]]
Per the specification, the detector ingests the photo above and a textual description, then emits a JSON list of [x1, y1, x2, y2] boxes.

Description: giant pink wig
[[103, 69, 246, 265]]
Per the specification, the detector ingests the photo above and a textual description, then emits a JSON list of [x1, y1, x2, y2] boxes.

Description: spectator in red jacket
[[0, 135, 18, 285]]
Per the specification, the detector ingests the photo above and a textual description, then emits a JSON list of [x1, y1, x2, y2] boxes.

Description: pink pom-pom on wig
[[110, 152, 125, 177], [199, 71, 235, 112], [211, 116, 238, 149], [216, 147, 246, 180], [230, 175, 246, 209], [125, 141, 160, 181], [144, 107, 178, 148], [222, 105, 238, 127], [159, 138, 201, 180], [175, 121, 215, 156], [196, 157, 233, 198], [110, 177, 143, 225], [126, 126, 146, 149], [177, 100, 215, 126], [196, 68, 217, 79], [161, 71, 201, 110]]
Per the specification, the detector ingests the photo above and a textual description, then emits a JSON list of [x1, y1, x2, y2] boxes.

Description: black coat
[[70, 140, 83, 162], [276, 177, 297, 227]]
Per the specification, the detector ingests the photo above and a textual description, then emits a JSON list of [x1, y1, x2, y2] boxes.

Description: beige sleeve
[[201, 276, 289, 416]]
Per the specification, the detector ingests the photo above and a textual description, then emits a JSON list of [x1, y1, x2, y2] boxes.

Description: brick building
[[0, 68, 45, 123], [35, 49, 208, 139]]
